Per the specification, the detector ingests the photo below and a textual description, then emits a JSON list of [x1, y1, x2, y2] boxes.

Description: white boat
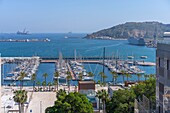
[[140, 56, 148, 59], [127, 56, 134, 59]]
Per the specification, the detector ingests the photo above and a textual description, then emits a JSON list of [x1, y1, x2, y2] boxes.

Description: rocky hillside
[[85, 22, 170, 39]]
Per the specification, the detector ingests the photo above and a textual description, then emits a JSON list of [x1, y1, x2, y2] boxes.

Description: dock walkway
[[66, 63, 75, 80]]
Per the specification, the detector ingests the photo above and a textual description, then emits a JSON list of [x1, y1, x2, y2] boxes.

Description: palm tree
[[96, 90, 102, 112], [18, 72, 26, 90], [78, 72, 83, 81], [42, 81, 46, 91], [99, 72, 104, 83], [13, 90, 27, 113], [36, 81, 41, 91], [101, 89, 108, 113], [54, 71, 59, 91], [66, 74, 72, 92], [113, 74, 118, 84], [149, 74, 155, 78], [31, 73, 36, 91], [120, 70, 126, 83], [102, 74, 107, 86], [88, 72, 94, 77], [42, 73, 48, 86], [110, 71, 117, 84], [136, 73, 142, 82], [144, 74, 149, 81], [56, 89, 67, 98], [48, 82, 52, 91], [125, 73, 132, 81], [53, 80, 58, 91]]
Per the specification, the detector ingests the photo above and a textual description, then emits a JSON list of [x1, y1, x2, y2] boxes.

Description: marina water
[[0, 33, 156, 86]]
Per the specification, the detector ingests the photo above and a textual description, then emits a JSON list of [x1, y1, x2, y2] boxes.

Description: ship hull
[[128, 37, 145, 46]]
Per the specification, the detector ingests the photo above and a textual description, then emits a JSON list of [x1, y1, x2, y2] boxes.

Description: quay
[[66, 63, 76, 80], [0, 38, 50, 42], [40, 59, 155, 66]]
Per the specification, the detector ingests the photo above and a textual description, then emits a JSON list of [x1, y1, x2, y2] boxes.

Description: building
[[78, 81, 97, 108], [156, 43, 170, 113], [108, 85, 124, 97]]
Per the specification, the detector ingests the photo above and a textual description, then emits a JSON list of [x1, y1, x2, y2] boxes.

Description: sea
[[0, 33, 156, 86]]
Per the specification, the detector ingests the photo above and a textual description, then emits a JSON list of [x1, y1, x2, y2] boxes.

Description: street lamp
[[40, 101, 42, 113]]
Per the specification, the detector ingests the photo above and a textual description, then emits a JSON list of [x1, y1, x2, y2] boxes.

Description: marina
[[2, 57, 40, 81], [1, 55, 155, 85]]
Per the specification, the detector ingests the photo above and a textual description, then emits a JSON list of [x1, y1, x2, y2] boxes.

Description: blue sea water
[[0, 33, 156, 86]]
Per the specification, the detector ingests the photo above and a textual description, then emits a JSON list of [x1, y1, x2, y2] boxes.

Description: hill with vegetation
[[85, 22, 170, 39]]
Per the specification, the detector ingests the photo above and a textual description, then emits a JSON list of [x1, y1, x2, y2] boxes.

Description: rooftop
[[109, 85, 124, 91], [78, 81, 95, 84]]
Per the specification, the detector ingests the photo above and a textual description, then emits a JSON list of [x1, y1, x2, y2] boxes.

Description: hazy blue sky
[[0, 0, 170, 33]]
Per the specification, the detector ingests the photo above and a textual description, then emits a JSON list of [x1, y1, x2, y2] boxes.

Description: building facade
[[156, 43, 170, 113]]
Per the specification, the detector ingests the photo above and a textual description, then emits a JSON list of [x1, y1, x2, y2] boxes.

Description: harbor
[[1, 55, 155, 85]]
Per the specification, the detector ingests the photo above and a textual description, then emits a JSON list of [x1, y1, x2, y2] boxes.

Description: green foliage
[[13, 90, 27, 113], [106, 77, 156, 113], [46, 91, 93, 113]]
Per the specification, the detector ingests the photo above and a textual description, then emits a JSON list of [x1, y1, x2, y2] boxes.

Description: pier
[[40, 59, 155, 66], [1, 56, 156, 81]]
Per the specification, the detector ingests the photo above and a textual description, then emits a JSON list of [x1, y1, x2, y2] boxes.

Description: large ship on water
[[17, 29, 29, 35], [128, 37, 145, 46]]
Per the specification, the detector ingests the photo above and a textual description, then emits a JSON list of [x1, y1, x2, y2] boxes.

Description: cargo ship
[[128, 37, 145, 46], [17, 29, 29, 35]]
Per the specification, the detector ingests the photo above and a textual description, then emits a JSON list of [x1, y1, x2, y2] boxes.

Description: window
[[167, 60, 170, 70], [159, 83, 164, 93], [160, 58, 164, 68]]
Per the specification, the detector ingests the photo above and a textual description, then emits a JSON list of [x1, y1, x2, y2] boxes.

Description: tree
[[66, 74, 72, 92], [120, 70, 126, 83], [111, 71, 119, 84], [101, 89, 108, 113], [96, 90, 102, 112], [13, 90, 27, 113], [106, 89, 136, 113], [56, 89, 67, 99], [18, 72, 26, 90], [102, 74, 107, 86], [78, 72, 83, 81], [149, 74, 155, 78], [36, 81, 41, 91], [105, 78, 156, 113], [48, 82, 52, 91], [46, 92, 93, 113], [99, 72, 104, 83], [125, 73, 132, 81], [54, 71, 59, 91], [113, 74, 118, 84], [31, 73, 36, 91], [53, 80, 58, 91], [144, 74, 149, 81], [136, 73, 142, 82], [88, 72, 94, 78], [43, 73, 48, 86], [42, 81, 46, 91]]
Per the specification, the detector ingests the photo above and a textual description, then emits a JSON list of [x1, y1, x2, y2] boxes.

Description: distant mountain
[[85, 22, 170, 39]]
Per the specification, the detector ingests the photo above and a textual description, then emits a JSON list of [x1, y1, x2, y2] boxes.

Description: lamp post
[[40, 101, 42, 113]]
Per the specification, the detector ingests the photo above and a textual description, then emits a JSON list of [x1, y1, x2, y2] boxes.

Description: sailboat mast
[[103, 47, 105, 74], [74, 49, 76, 61]]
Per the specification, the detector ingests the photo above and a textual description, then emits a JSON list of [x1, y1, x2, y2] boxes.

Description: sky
[[0, 0, 170, 33]]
